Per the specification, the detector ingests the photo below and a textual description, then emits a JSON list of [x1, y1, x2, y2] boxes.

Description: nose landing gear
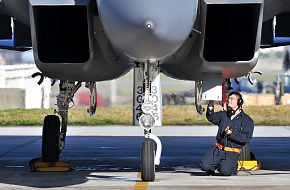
[[134, 61, 163, 182]]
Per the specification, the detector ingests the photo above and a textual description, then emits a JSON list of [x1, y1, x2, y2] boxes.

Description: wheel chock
[[29, 158, 71, 172], [237, 160, 261, 171]]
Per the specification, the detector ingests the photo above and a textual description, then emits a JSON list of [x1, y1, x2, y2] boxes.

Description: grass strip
[[0, 105, 289, 126]]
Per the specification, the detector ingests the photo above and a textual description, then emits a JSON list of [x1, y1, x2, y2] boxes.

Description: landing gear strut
[[135, 61, 162, 182], [195, 81, 204, 115], [55, 81, 82, 154], [51, 81, 96, 156]]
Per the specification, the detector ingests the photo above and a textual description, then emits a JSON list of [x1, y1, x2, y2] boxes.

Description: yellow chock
[[30, 158, 71, 172], [237, 160, 261, 171]]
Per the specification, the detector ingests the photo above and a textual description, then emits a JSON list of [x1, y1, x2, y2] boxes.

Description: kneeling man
[[200, 92, 254, 176]]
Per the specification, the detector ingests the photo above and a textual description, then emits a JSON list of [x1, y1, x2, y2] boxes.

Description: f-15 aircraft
[[1, 0, 290, 181]]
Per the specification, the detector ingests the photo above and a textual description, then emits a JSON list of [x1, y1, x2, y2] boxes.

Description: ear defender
[[237, 97, 243, 107]]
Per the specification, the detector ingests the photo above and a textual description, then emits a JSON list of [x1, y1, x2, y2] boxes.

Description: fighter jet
[[1, 0, 290, 181]]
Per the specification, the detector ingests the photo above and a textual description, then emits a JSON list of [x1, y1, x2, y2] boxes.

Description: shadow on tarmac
[[0, 136, 289, 188]]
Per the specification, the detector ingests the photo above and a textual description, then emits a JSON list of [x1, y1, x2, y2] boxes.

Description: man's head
[[227, 91, 243, 110]]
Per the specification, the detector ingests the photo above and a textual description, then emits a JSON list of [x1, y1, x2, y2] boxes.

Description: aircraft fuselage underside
[[3, 0, 289, 81]]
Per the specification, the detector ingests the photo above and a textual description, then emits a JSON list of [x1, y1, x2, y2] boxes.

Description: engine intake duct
[[202, 2, 261, 62], [30, 1, 93, 63]]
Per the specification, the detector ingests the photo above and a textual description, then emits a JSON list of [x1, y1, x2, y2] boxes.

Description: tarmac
[[0, 126, 289, 189], [1, 125, 290, 137]]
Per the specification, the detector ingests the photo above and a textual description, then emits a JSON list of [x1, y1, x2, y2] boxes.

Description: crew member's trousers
[[200, 146, 238, 176]]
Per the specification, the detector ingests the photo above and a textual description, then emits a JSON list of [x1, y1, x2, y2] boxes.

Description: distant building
[[0, 64, 50, 109]]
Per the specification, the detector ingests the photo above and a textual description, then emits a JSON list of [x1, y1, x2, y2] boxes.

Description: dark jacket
[[206, 107, 254, 149]]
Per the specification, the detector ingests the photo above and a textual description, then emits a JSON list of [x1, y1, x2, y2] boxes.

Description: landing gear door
[[202, 73, 222, 101]]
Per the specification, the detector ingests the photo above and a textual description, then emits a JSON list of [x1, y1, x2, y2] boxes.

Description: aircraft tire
[[42, 115, 60, 162], [141, 139, 155, 182], [239, 143, 251, 161]]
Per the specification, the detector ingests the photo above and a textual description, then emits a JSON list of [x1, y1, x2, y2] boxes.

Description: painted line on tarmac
[[135, 172, 148, 190]]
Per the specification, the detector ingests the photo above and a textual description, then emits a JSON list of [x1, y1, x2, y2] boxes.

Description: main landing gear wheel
[[42, 115, 60, 162], [141, 139, 155, 182]]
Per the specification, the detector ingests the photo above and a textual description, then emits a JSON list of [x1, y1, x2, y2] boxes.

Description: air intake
[[203, 3, 261, 62], [32, 5, 90, 63]]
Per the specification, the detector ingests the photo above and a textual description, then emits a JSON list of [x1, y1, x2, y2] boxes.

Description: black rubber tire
[[239, 143, 251, 161], [42, 115, 60, 162], [141, 139, 155, 182]]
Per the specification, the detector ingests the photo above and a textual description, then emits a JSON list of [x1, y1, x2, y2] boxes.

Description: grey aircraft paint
[[97, 0, 198, 62], [0, 0, 290, 81]]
